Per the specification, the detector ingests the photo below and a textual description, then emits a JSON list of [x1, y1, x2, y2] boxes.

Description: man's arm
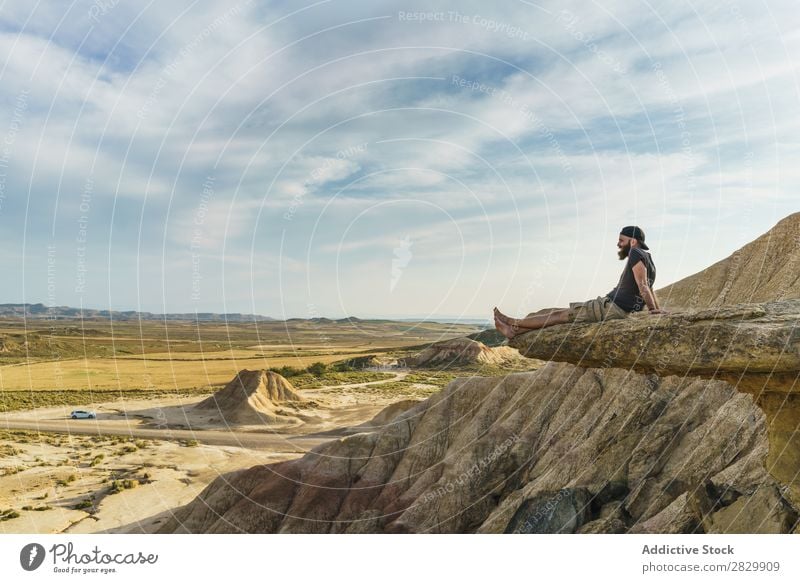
[[632, 261, 666, 314]]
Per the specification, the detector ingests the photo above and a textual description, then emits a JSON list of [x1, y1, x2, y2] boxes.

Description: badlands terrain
[[0, 315, 533, 532], [155, 212, 800, 534], [3, 212, 800, 534]]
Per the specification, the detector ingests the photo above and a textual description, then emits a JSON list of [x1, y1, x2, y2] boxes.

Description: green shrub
[[306, 362, 328, 376], [0, 444, 22, 457], [273, 365, 301, 378], [0, 509, 20, 521], [72, 498, 94, 510], [108, 479, 139, 494]]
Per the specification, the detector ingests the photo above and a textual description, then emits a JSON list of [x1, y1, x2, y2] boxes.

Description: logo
[[390, 235, 413, 292], [20, 543, 46, 571]]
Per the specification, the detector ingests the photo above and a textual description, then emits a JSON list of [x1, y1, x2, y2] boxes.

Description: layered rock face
[[655, 212, 800, 308], [509, 299, 800, 508], [157, 362, 795, 533], [508, 300, 800, 379], [194, 369, 305, 424]]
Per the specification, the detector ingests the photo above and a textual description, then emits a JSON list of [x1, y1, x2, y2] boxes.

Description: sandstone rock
[[504, 488, 592, 533], [338, 354, 397, 369], [466, 329, 507, 347], [405, 337, 521, 367], [357, 399, 422, 430], [707, 486, 799, 534], [508, 298, 800, 508], [656, 212, 800, 309], [156, 363, 789, 533], [194, 369, 305, 424], [508, 299, 800, 380], [628, 493, 702, 534]]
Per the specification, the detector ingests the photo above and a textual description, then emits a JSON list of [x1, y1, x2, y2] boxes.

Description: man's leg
[[494, 306, 560, 324], [508, 309, 571, 330], [494, 307, 571, 338]]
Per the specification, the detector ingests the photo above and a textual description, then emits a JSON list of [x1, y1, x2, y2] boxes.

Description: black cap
[[620, 226, 649, 250]]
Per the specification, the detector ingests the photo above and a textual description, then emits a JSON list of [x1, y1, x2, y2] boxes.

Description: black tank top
[[605, 247, 656, 312]]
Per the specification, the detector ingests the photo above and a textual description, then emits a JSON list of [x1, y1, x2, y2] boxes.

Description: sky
[[0, 0, 798, 320]]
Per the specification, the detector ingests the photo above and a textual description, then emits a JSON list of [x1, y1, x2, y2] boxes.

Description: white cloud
[[1, 0, 798, 315]]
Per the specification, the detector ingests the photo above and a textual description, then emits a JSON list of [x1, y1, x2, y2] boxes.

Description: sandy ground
[[0, 370, 433, 533], [0, 433, 299, 534]]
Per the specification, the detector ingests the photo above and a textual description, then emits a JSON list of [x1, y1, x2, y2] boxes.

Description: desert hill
[[194, 369, 305, 425], [466, 328, 506, 347], [404, 337, 520, 367], [656, 212, 800, 308], [0, 303, 276, 321]]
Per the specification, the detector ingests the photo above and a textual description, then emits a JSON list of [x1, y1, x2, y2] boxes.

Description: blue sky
[[0, 0, 798, 319]]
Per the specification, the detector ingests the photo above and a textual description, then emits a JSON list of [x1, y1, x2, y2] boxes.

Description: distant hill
[[0, 303, 277, 322], [466, 328, 506, 347], [403, 337, 521, 367], [656, 212, 800, 309], [194, 369, 305, 425]]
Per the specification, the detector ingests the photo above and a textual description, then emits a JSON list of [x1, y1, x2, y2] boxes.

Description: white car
[[70, 410, 96, 419]]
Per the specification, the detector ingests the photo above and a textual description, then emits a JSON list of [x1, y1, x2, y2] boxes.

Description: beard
[[617, 241, 631, 260]]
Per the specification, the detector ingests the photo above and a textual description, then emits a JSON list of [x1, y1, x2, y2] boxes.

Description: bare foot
[[494, 315, 518, 339], [493, 306, 514, 326]]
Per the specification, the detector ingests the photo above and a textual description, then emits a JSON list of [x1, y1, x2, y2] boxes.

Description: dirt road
[[0, 370, 414, 451], [0, 417, 330, 451]]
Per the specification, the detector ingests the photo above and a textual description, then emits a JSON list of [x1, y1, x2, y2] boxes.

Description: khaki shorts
[[567, 296, 629, 324]]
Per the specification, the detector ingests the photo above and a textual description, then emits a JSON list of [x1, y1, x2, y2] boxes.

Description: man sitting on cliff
[[494, 226, 666, 339]]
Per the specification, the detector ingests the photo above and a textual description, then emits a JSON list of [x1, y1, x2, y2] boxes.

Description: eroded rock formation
[[194, 369, 305, 425], [508, 299, 800, 508], [656, 212, 800, 308], [157, 362, 796, 533], [508, 300, 800, 380], [154, 214, 800, 534], [405, 337, 521, 367]]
